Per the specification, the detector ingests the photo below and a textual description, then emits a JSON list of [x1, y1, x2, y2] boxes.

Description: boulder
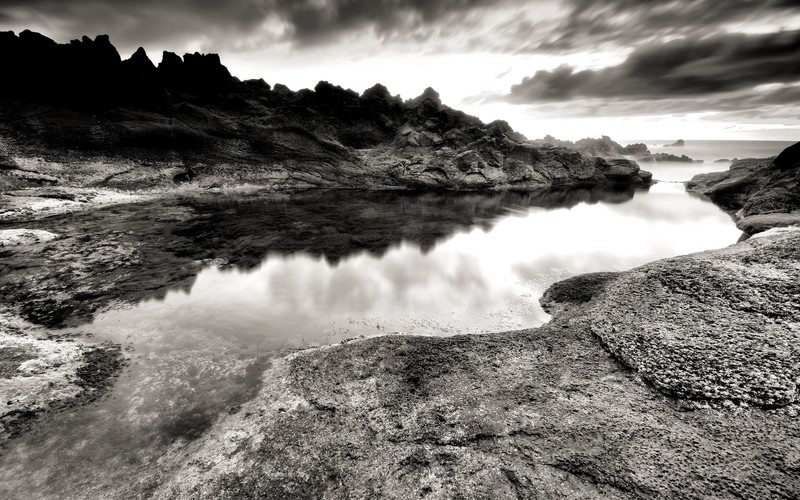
[[596, 157, 639, 182], [774, 141, 800, 171], [0, 229, 59, 246], [454, 150, 486, 172], [622, 143, 648, 155]]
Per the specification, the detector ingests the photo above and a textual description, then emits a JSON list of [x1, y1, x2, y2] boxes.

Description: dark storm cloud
[[508, 30, 800, 102], [532, 0, 796, 52], [270, 0, 494, 43], [1, 0, 796, 55], [0, 0, 497, 50]]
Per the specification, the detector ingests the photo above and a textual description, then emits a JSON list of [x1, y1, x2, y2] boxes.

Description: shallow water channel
[[0, 180, 741, 498]]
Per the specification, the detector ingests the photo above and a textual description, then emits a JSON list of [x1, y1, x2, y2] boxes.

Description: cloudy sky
[[2, 0, 799, 140]]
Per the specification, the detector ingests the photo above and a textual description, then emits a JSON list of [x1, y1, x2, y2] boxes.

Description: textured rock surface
[[0, 229, 58, 246], [0, 313, 124, 447], [586, 229, 800, 407], [149, 230, 800, 498], [687, 142, 800, 234]]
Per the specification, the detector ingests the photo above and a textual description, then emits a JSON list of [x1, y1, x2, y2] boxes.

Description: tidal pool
[[0, 182, 741, 498]]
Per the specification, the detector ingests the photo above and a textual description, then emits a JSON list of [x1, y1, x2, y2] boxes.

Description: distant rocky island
[[533, 135, 701, 163], [0, 30, 650, 202]]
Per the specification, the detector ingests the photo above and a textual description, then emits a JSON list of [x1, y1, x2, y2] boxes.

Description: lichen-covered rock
[[584, 229, 800, 407]]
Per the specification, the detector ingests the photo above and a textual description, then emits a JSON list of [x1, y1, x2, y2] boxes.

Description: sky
[[1, 0, 799, 141]]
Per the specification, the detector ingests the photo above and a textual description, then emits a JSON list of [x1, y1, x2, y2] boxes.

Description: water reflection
[[0, 184, 741, 499]]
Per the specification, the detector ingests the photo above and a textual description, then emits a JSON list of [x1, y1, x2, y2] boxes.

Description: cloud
[[507, 30, 800, 102], [1, 0, 796, 57], [532, 0, 798, 52], [0, 0, 499, 51], [270, 0, 495, 44]]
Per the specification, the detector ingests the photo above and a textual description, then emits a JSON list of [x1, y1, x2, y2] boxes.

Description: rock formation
[[531, 135, 700, 163], [0, 31, 651, 192], [634, 152, 700, 163], [687, 142, 800, 234]]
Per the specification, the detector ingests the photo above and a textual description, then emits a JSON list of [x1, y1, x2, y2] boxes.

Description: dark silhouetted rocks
[[634, 152, 701, 163], [621, 142, 648, 155], [774, 141, 800, 171], [0, 30, 653, 191]]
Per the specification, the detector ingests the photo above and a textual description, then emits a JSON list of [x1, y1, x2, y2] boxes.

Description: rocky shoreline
[[687, 146, 800, 234], [1, 147, 790, 497], [0, 159, 797, 496], [145, 146, 797, 498], [148, 227, 799, 499]]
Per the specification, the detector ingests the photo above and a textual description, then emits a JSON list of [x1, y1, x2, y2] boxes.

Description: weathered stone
[[688, 142, 800, 233], [454, 150, 486, 172], [0, 229, 58, 246]]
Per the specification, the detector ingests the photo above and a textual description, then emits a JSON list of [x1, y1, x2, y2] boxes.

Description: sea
[[620, 139, 795, 183]]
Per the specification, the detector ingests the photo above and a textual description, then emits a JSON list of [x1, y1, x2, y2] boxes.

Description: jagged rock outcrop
[[634, 152, 700, 163], [0, 31, 651, 192], [621, 142, 648, 155], [531, 136, 701, 164], [687, 142, 800, 234], [775, 141, 800, 171]]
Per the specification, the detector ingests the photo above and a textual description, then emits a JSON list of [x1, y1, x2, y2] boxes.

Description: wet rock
[[0, 229, 58, 246], [688, 142, 800, 233], [638, 169, 653, 184], [634, 152, 697, 163], [0, 314, 123, 447], [540, 272, 619, 316], [595, 157, 639, 182], [736, 212, 800, 234], [621, 142, 648, 155]]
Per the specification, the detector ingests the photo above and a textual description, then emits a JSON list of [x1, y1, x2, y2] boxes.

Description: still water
[[0, 182, 741, 498]]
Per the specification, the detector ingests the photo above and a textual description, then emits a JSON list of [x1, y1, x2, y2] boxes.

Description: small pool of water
[[0, 182, 742, 498]]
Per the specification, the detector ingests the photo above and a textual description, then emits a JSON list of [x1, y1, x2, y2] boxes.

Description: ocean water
[[621, 139, 795, 183]]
